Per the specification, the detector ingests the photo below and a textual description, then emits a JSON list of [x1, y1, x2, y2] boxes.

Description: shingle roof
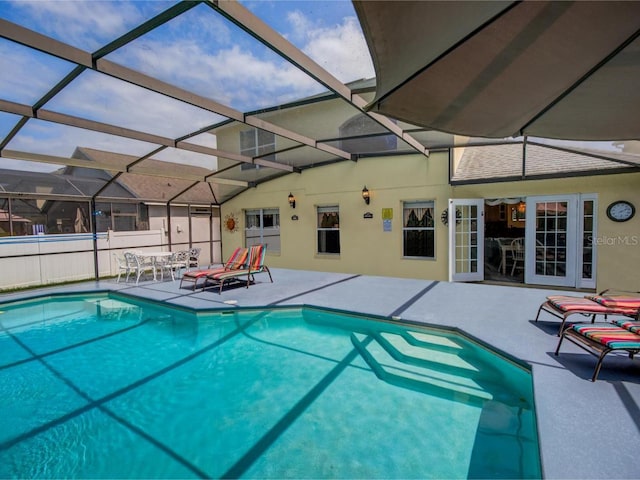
[[453, 143, 640, 181], [73, 147, 218, 203]]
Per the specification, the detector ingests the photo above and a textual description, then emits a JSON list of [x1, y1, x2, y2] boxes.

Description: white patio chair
[[188, 247, 201, 270], [124, 252, 155, 284], [113, 252, 129, 283], [170, 250, 190, 279], [510, 238, 525, 276], [155, 251, 187, 282]]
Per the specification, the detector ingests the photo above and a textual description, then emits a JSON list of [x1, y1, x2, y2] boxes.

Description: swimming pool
[[0, 292, 541, 478]]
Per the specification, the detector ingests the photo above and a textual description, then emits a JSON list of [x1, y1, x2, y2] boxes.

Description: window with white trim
[[240, 129, 275, 170], [245, 208, 280, 252], [403, 201, 435, 258], [317, 205, 340, 254]]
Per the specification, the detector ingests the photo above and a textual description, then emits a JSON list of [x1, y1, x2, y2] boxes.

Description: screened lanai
[[1, 0, 640, 289], [3, 5, 640, 479]]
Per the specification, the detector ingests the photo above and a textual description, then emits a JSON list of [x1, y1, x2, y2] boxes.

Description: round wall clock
[[606, 200, 635, 222], [224, 213, 239, 232]]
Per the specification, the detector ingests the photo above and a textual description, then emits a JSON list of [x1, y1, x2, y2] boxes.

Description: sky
[[0, 0, 375, 171]]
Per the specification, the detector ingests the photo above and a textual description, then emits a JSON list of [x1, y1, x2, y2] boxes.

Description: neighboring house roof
[[453, 143, 640, 182], [0, 209, 31, 222], [72, 148, 219, 204], [0, 167, 98, 196]]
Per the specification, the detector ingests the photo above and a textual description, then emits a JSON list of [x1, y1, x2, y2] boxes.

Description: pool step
[[382, 331, 511, 385], [84, 298, 142, 320], [400, 329, 465, 354], [351, 333, 493, 404]]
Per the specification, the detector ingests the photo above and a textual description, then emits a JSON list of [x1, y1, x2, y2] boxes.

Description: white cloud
[[286, 11, 374, 83], [0, 42, 72, 104], [111, 39, 323, 111], [102, 3, 370, 112], [286, 10, 313, 41], [7, 119, 159, 159], [45, 70, 222, 138], [7, 0, 155, 51]]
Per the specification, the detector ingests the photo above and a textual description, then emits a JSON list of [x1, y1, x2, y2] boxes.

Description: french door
[[525, 194, 594, 287], [449, 199, 484, 282], [525, 195, 576, 287], [449, 195, 596, 288]]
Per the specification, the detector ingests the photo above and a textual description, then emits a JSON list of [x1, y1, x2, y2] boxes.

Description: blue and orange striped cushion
[[208, 245, 266, 283], [571, 323, 640, 349], [547, 295, 617, 313], [613, 319, 640, 334], [182, 248, 248, 280], [248, 244, 265, 271], [226, 248, 249, 270], [585, 294, 640, 311]]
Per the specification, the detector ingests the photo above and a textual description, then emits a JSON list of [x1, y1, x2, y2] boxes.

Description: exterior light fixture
[[516, 200, 526, 221], [362, 186, 370, 205], [288, 193, 296, 209]]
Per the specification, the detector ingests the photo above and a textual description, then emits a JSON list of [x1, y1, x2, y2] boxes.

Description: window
[[94, 202, 148, 232], [245, 208, 280, 252], [240, 128, 276, 170], [0, 198, 151, 235], [339, 114, 397, 154], [403, 201, 435, 258], [317, 206, 340, 254]]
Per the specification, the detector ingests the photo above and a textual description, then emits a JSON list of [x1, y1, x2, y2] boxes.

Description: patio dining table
[[135, 251, 173, 281]]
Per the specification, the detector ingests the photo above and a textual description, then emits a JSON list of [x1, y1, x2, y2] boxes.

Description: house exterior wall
[[221, 152, 640, 292], [221, 152, 452, 281]]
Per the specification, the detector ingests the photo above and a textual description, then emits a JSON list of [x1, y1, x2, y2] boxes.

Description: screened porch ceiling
[[1, 0, 639, 206]]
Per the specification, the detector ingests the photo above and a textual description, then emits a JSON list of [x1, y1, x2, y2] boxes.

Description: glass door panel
[[449, 199, 484, 282], [526, 195, 577, 287], [578, 196, 597, 289]]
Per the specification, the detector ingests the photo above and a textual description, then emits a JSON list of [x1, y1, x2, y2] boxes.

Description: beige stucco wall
[[222, 152, 451, 280], [222, 150, 639, 292]]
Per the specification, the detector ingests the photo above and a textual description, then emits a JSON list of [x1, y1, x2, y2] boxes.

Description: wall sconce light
[[516, 200, 526, 221], [288, 193, 296, 209], [362, 186, 370, 205]]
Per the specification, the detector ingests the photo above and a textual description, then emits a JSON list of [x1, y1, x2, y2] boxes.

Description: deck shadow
[[546, 351, 640, 384]]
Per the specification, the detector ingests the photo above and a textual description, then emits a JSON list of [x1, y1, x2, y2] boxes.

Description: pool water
[[0, 293, 541, 479]]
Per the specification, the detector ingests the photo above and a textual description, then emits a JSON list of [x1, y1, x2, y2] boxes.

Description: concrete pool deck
[[2, 268, 639, 479]]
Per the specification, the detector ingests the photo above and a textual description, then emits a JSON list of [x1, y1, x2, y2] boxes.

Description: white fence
[[0, 229, 219, 291]]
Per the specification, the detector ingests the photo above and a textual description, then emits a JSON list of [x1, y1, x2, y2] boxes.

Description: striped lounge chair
[[586, 293, 640, 311], [179, 247, 248, 291], [555, 322, 640, 381], [535, 293, 640, 335], [205, 244, 272, 294]]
